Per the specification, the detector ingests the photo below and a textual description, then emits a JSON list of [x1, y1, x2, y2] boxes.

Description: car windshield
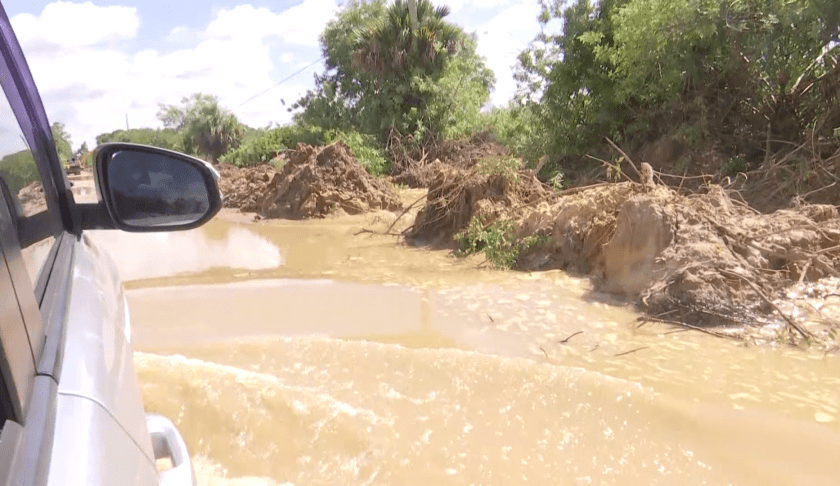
[[9, 0, 840, 484]]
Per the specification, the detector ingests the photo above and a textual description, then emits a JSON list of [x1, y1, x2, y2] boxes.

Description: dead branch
[[386, 192, 428, 234], [558, 331, 584, 344], [720, 269, 812, 339], [605, 137, 643, 181], [613, 346, 649, 357], [638, 316, 742, 340], [354, 229, 401, 237]]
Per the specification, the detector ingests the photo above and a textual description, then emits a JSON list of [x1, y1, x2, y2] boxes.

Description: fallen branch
[[385, 192, 428, 234], [638, 316, 742, 340], [797, 259, 813, 286], [720, 269, 812, 340], [613, 346, 649, 357], [353, 229, 401, 237], [556, 182, 611, 197], [558, 331, 584, 344], [605, 137, 643, 182]]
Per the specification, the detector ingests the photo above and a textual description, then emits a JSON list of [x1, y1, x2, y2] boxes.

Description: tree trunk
[[408, 0, 418, 34]]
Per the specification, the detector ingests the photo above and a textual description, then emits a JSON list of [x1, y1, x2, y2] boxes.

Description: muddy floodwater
[[85, 193, 840, 485]]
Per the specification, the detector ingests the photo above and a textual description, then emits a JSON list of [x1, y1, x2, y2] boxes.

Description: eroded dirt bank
[[219, 141, 401, 220], [217, 144, 840, 345], [406, 163, 840, 344]]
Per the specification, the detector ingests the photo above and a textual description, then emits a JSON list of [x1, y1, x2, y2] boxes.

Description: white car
[[0, 1, 222, 484]]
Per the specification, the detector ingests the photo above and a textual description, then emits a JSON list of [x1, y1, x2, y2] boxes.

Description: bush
[[95, 128, 184, 152], [220, 124, 390, 175], [0, 149, 38, 194], [323, 130, 391, 176], [482, 104, 547, 165], [455, 217, 543, 269], [220, 124, 327, 167], [475, 155, 523, 183], [221, 128, 288, 167]]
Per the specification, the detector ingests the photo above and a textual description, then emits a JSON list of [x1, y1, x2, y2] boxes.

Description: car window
[[0, 90, 57, 285]]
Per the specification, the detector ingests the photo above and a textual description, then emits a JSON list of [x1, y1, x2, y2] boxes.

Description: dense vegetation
[[504, 0, 840, 192], [0, 149, 38, 194], [0, 122, 71, 192], [294, 0, 494, 141], [5, 0, 830, 211], [96, 128, 184, 152]]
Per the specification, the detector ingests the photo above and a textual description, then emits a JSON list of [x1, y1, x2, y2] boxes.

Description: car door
[[0, 2, 160, 484]]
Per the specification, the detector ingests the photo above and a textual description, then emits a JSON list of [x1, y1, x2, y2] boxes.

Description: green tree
[[96, 128, 184, 152], [51, 122, 72, 162], [0, 150, 38, 194], [157, 93, 243, 162], [512, 0, 840, 176], [74, 141, 89, 158], [294, 0, 494, 141]]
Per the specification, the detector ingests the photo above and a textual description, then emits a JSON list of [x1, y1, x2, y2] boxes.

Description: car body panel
[[47, 394, 157, 486], [0, 194, 36, 421], [48, 232, 156, 465], [0, 2, 199, 484], [11, 375, 57, 486], [0, 158, 46, 363]]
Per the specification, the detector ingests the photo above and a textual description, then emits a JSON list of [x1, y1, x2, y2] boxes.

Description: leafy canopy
[[294, 0, 494, 141], [157, 93, 243, 163]]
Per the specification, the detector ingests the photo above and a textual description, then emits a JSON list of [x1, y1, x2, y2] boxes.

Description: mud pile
[[390, 133, 510, 188], [17, 180, 46, 216], [408, 164, 840, 329], [217, 163, 278, 213], [258, 142, 402, 219], [405, 162, 554, 245]]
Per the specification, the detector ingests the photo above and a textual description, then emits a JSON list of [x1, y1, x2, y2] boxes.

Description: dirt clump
[[258, 141, 402, 219], [405, 162, 554, 246], [17, 180, 47, 216], [389, 132, 511, 188], [407, 163, 840, 332], [217, 163, 278, 213]]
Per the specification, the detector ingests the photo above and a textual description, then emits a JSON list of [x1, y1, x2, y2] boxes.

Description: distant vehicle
[[65, 156, 81, 175], [0, 1, 222, 485]]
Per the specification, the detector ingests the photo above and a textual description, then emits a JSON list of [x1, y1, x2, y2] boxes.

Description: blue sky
[[3, 0, 544, 148]]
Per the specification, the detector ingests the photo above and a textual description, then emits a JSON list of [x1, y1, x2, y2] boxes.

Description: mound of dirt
[[405, 162, 554, 245], [17, 180, 46, 216], [390, 132, 511, 188], [258, 142, 402, 219], [408, 163, 840, 330], [217, 163, 278, 213]]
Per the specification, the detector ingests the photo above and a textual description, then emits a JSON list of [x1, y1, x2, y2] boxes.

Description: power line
[[230, 57, 325, 111]]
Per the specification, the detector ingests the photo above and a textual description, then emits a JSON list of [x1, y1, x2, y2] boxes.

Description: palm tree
[[181, 97, 243, 163], [352, 0, 462, 81]]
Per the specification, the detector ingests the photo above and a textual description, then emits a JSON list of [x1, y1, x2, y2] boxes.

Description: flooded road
[[83, 188, 840, 485]]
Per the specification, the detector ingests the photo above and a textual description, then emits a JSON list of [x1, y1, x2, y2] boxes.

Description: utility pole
[[125, 114, 129, 131]]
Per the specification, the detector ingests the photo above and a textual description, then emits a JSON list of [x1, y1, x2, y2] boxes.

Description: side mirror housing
[[82, 143, 222, 232]]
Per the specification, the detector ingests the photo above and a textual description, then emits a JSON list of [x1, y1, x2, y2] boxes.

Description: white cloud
[[207, 0, 337, 47], [441, 0, 514, 14], [10, 1, 336, 148], [12, 1, 138, 48], [7, 0, 538, 150], [472, 2, 542, 105], [471, 0, 513, 9]]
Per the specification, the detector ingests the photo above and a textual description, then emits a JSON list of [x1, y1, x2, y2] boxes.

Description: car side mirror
[[92, 143, 222, 232]]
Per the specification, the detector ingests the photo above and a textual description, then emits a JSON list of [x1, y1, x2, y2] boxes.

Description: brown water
[[86, 202, 840, 486]]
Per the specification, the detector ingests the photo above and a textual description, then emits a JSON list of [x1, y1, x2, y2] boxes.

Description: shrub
[[476, 155, 523, 183], [0, 149, 38, 194], [323, 130, 390, 176], [455, 216, 543, 269]]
